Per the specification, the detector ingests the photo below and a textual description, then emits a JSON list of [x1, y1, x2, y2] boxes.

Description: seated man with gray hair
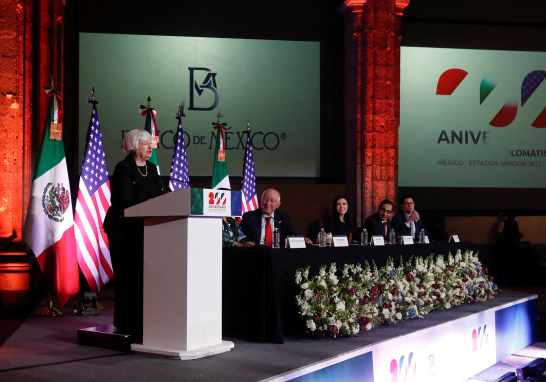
[[240, 188, 312, 247]]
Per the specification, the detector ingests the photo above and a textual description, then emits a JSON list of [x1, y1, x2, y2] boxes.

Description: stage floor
[[0, 290, 539, 382]]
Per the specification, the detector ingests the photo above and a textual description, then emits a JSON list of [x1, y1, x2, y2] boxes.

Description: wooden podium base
[[131, 340, 234, 360]]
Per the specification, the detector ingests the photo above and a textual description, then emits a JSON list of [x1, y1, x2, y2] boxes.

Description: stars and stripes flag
[[140, 99, 160, 174], [241, 128, 258, 213], [74, 97, 114, 292], [169, 106, 190, 190]]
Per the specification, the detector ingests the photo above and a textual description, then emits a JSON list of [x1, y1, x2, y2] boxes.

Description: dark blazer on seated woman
[[324, 215, 360, 243]]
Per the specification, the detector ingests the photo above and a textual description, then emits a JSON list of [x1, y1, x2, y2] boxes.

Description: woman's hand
[[235, 241, 255, 247]]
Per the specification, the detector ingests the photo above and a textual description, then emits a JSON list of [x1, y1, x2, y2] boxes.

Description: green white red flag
[[211, 120, 230, 189], [139, 103, 160, 174], [23, 89, 80, 308]]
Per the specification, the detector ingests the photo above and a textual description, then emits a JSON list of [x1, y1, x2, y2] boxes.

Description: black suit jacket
[[363, 213, 393, 241], [392, 211, 430, 240], [240, 208, 299, 247], [103, 155, 165, 234]]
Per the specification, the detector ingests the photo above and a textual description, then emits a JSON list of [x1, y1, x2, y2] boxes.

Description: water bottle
[[272, 228, 280, 248], [318, 228, 326, 248], [389, 229, 396, 245], [361, 229, 368, 246], [419, 229, 425, 244], [412, 209, 420, 222]]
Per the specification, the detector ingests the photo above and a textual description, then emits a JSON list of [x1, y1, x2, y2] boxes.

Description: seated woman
[[222, 217, 255, 247], [325, 195, 360, 244]]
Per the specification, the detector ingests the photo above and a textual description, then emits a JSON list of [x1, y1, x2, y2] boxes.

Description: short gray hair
[[261, 189, 281, 201], [123, 129, 152, 154]]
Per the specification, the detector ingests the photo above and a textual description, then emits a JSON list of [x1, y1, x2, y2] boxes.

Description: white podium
[[124, 188, 241, 360]]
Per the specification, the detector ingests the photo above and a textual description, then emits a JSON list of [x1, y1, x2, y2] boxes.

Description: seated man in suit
[[306, 203, 329, 244], [392, 195, 430, 241], [363, 199, 395, 243], [240, 188, 312, 247]]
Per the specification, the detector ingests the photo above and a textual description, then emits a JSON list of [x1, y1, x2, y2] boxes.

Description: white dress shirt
[[404, 212, 415, 237]]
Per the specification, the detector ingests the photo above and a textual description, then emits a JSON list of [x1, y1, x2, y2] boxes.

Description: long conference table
[[222, 241, 474, 344]]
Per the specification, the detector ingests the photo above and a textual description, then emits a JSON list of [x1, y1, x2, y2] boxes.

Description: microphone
[[411, 209, 420, 222]]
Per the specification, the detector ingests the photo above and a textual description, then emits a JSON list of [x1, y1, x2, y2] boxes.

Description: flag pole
[[35, 76, 65, 317]]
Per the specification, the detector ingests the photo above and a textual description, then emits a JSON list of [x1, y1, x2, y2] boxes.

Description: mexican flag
[[211, 123, 230, 189], [23, 91, 80, 308], [140, 105, 160, 174]]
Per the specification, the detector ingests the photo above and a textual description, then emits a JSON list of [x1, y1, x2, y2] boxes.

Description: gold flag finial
[[50, 75, 54, 90], [91, 87, 95, 101], [247, 121, 250, 131], [147, 96, 151, 108]]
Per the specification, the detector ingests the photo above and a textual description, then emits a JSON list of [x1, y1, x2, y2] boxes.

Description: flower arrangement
[[295, 250, 497, 338]]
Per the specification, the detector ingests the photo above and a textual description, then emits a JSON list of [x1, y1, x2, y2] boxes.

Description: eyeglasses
[[379, 208, 393, 214], [403, 202, 415, 206], [262, 197, 279, 204]]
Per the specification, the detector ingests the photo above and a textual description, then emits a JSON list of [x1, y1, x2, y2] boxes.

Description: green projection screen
[[79, 33, 320, 177], [400, 47, 546, 188]]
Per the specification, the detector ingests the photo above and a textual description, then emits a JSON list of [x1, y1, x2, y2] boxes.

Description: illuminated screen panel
[[400, 47, 546, 188], [79, 33, 320, 177]]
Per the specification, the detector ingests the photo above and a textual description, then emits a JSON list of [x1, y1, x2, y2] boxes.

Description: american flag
[[169, 109, 190, 190], [241, 128, 258, 212], [74, 98, 114, 292]]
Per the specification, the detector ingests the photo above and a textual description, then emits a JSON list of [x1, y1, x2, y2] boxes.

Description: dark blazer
[[103, 155, 165, 234], [324, 215, 360, 243], [392, 211, 430, 240], [240, 208, 299, 246], [363, 213, 394, 241]]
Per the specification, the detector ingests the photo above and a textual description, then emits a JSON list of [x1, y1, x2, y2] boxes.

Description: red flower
[[437, 297, 445, 302], [328, 325, 339, 335], [447, 267, 454, 272], [380, 285, 386, 294], [368, 296, 376, 303], [408, 290, 414, 295], [329, 286, 335, 291], [391, 288, 399, 296], [349, 287, 356, 296], [420, 291, 427, 297], [431, 283, 440, 289], [469, 270, 475, 279], [359, 316, 370, 326], [384, 303, 392, 309], [483, 267, 489, 274], [370, 286, 379, 295], [455, 295, 461, 299], [462, 278, 468, 283], [406, 273, 414, 282], [467, 297, 475, 303], [488, 276, 494, 282]]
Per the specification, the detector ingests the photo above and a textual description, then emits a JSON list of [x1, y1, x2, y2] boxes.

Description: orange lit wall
[[0, 0, 63, 244], [340, 0, 409, 225]]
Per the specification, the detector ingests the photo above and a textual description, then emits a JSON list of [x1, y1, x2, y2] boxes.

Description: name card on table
[[371, 235, 385, 246], [449, 234, 460, 243], [401, 235, 414, 245], [286, 236, 306, 249], [331, 235, 349, 247], [423, 236, 430, 244]]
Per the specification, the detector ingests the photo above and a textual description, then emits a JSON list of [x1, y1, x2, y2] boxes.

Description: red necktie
[[265, 216, 272, 246], [383, 222, 387, 237]]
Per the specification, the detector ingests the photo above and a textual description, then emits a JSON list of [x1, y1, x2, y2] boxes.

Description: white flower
[[382, 308, 390, 317], [352, 324, 360, 334], [319, 267, 326, 277], [300, 282, 309, 289], [395, 312, 402, 320], [304, 289, 315, 299], [440, 293, 446, 299], [459, 262, 467, 267], [389, 280, 395, 285], [306, 320, 316, 331], [336, 301, 346, 311], [366, 323, 372, 331], [330, 275, 339, 285], [329, 264, 337, 274], [336, 320, 342, 329], [295, 273, 302, 284], [303, 268, 309, 278], [404, 297, 412, 303], [396, 282, 404, 290], [320, 280, 327, 289], [301, 302, 310, 313]]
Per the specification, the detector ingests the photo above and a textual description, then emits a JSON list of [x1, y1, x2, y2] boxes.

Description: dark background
[[64, 0, 546, 213]]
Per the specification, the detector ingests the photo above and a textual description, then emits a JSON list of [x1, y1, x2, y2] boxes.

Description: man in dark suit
[[306, 203, 329, 244], [363, 199, 395, 243], [240, 188, 312, 247], [392, 195, 430, 241]]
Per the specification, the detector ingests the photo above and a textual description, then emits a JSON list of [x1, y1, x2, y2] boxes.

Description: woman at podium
[[103, 129, 167, 341]]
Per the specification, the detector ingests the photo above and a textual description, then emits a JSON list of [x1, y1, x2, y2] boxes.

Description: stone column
[[339, 0, 409, 225]]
